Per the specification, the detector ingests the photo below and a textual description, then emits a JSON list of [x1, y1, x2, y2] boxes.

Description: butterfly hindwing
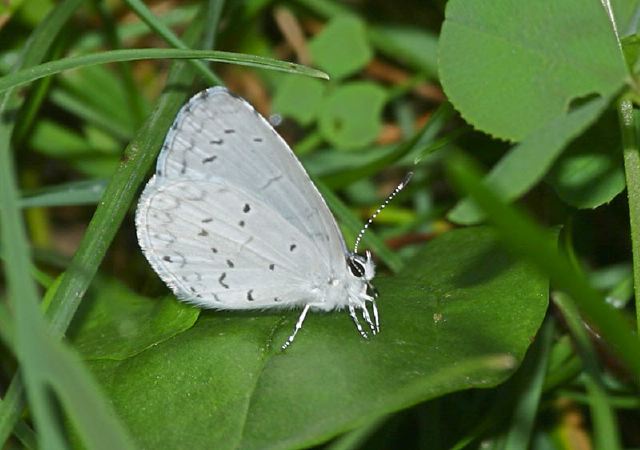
[[136, 177, 322, 309]]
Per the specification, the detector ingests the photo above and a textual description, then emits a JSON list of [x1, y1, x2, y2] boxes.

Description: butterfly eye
[[347, 257, 365, 278]]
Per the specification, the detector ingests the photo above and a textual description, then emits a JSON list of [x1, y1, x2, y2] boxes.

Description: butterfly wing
[[136, 177, 324, 309], [154, 87, 348, 275]]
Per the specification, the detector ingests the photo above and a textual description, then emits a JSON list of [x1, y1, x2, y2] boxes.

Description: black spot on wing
[[224, 129, 235, 134], [198, 229, 209, 237], [219, 272, 229, 289], [269, 263, 275, 271], [202, 218, 213, 223], [247, 290, 254, 301], [210, 139, 223, 145], [243, 203, 250, 213], [238, 220, 245, 227], [253, 137, 263, 142], [289, 244, 297, 252], [203, 155, 217, 164], [226, 259, 234, 268]]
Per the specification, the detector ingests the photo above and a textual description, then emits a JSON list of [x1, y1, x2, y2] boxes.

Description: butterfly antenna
[[353, 172, 413, 254]]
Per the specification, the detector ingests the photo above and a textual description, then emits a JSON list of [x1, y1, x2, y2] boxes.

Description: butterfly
[[136, 87, 409, 349]]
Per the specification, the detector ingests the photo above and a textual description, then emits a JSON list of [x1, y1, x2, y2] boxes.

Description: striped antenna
[[353, 172, 413, 254]]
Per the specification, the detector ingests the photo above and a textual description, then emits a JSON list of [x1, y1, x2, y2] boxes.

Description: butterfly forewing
[[154, 87, 347, 273]]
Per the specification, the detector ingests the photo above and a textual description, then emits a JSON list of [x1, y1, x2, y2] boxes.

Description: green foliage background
[[0, 0, 639, 449]]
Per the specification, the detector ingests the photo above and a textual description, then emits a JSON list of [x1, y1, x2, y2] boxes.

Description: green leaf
[[86, 227, 548, 450], [547, 109, 625, 209], [319, 82, 386, 150], [272, 76, 326, 125], [446, 152, 640, 377], [69, 279, 199, 361], [309, 16, 373, 80], [439, 0, 628, 141], [449, 95, 610, 224]]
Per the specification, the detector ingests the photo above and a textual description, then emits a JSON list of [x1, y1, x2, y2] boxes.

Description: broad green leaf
[[87, 227, 548, 450], [319, 82, 386, 150], [69, 279, 199, 361], [272, 76, 326, 125], [439, 0, 628, 141], [449, 95, 609, 224], [309, 16, 372, 80], [547, 109, 625, 209]]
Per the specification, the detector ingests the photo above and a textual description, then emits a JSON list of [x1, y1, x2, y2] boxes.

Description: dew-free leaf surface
[[319, 82, 386, 149], [439, 0, 628, 141], [85, 227, 548, 450]]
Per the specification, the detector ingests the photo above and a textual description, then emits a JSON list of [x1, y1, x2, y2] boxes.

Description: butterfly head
[[347, 250, 376, 282]]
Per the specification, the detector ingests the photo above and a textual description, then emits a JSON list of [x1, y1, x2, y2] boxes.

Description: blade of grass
[[1, 9, 143, 450], [554, 292, 622, 450], [48, 88, 133, 140], [18, 179, 107, 208], [0, 2, 222, 446], [123, 0, 221, 86], [503, 318, 554, 449], [0, 1, 86, 445], [76, 4, 200, 51], [0, 48, 328, 94], [618, 98, 640, 335], [559, 391, 640, 409], [1, 5, 137, 450], [445, 153, 640, 378], [325, 416, 388, 450], [320, 102, 455, 189], [93, 0, 147, 126], [43, 4, 222, 336]]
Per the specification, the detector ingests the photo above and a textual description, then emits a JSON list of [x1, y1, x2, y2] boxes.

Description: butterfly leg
[[360, 303, 377, 335], [348, 303, 369, 339], [371, 297, 380, 334], [281, 304, 311, 350]]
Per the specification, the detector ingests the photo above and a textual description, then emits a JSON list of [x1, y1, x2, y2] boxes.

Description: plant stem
[[618, 98, 640, 335]]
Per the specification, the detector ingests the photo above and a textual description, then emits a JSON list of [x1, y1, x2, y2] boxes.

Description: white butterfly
[[136, 87, 408, 349]]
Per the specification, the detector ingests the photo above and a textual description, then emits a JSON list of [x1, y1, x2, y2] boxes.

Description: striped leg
[[348, 303, 369, 339], [371, 297, 380, 334], [360, 303, 377, 335], [281, 304, 311, 350]]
